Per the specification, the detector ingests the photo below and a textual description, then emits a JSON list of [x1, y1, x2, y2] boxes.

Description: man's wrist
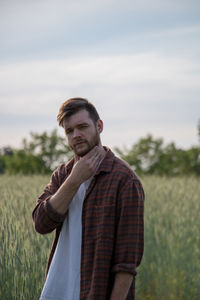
[[110, 272, 133, 300]]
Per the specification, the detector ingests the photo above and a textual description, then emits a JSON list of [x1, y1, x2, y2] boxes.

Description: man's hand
[[49, 146, 105, 215], [70, 146, 105, 185]]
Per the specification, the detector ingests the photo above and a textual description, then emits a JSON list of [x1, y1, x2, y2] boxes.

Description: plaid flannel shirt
[[32, 148, 144, 299]]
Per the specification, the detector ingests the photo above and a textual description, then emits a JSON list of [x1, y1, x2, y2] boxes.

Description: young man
[[32, 98, 144, 300]]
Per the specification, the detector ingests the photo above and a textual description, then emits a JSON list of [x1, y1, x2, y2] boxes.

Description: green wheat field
[[0, 175, 199, 300]]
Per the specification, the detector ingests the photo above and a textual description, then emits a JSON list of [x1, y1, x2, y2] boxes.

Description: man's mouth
[[75, 141, 86, 147]]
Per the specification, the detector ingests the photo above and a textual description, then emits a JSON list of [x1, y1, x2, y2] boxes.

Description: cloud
[[0, 52, 199, 139], [0, 52, 199, 103], [0, 0, 200, 149], [1, 0, 200, 61]]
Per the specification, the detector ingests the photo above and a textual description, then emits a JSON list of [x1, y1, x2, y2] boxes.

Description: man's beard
[[70, 130, 100, 157]]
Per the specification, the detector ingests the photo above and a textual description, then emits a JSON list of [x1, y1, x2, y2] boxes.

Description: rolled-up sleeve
[[32, 166, 67, 234], [112, 178, 144, 276]]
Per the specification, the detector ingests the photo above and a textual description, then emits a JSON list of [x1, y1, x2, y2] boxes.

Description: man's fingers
[[72, 146, 105, 183], [84, 146, 99, 159], [84, 149, 102, 173]]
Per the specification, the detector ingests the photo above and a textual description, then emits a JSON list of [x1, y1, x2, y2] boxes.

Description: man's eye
[[79, 125, 88, 129], [66, 129, 72, 134]]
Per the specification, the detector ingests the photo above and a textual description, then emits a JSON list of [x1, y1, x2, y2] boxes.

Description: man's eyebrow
[[77, 122, 89, 126], [65, 122, 89, 131]]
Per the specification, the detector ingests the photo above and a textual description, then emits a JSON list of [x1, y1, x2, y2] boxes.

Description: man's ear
[[96, 119, 103, 133]]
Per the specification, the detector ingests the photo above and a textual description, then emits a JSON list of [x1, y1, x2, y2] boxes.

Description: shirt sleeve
[[112, 178, 144, 277], [32, 165, 67, 234]]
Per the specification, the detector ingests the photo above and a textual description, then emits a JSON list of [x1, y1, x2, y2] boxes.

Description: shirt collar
[[95, 147, 115, 175]]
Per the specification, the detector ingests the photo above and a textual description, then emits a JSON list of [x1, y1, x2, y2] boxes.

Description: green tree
[[185, 147, 200, 175], [0, 129, 72, 174], [115, 134, 164, 175], [0, 147, 13, 174], [5, 149, 49, 175], [158, 143, 191, 176], [0, 155, 6, 174], [115, 133, 200, 176], [22, 129, 72, 171]]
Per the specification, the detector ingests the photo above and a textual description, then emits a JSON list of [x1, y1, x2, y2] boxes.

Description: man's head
[[57, 98, 103, 157], [57, 97, 100, 127]]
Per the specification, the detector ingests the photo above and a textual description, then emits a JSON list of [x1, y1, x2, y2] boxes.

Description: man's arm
[[49, 146, 104, 214], [110, 177, 144, 297], [33, 146, 104, 233], [110, 272, 133, 300]]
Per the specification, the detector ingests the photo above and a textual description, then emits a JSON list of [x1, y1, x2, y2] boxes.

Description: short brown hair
[[57, 97, 100, 127]]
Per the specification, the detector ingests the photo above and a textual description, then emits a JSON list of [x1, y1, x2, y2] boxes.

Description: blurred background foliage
[[0, 121, 200, 176], [0, 129, 72, 175]]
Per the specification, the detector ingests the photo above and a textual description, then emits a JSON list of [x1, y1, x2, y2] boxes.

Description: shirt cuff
[[112, 263, 137, 276], [44, 197, 67, 223]]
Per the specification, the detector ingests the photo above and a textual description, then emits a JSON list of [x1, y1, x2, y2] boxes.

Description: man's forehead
[[63, 109, 92, 128]]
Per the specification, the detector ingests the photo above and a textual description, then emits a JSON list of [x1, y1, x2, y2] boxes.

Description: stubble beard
[[70, 130, 101, 157]]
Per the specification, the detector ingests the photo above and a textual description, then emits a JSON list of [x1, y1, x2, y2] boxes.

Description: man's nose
[[73, 128, 81, 138]]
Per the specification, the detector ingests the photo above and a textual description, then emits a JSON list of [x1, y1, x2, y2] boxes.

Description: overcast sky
[[1, 0, 200, 152]]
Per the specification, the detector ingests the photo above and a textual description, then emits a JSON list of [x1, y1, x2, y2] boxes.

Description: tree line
[[0, 123, 200, 176], [0, 129, 72, 175]]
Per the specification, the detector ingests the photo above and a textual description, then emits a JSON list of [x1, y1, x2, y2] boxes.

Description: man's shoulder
[[112, 155, 139, 181], [103, 148, 138, 180], [53, 159, 74, 178]]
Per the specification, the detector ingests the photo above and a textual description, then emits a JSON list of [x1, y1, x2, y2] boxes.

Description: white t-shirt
[[40, 178, 92, 300]]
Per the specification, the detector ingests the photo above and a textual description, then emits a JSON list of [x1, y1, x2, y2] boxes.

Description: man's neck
[[74, 145, 106, 162]]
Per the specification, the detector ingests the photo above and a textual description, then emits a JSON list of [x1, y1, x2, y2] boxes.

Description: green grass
[[0, 175, 52, 300], [0, 175, 199, 299], [136, 176, 200, 300]]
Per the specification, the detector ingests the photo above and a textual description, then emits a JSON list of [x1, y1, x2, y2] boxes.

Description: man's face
[[63, 109, 102, 157]]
